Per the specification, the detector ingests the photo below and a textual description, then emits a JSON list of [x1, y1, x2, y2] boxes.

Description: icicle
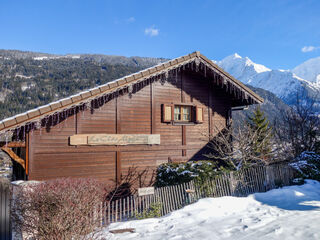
[[16, 127, 21, 141], [23, 126, 26, 141], [72, 107, 75, 123], [25, 124, 29, 136], [5, 131, 8, 146], [160, 71, 168, 85], [99, 96, 103, 107], [62, 110, 66, 128], [44, 116, 48, 130], [39, 120, 42, 136], [175, 68, 178, 82], [165, 70, 169, 80], [195, 58, 200, 72], [128, 84, 133, 98]]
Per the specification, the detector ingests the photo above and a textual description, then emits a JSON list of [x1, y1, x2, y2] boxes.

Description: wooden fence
[[102, 164, 296, 224], [0, 183, 11, 240]]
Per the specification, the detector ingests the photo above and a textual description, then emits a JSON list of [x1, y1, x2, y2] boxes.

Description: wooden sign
[[156, 159, 168, 165], [70, 134, 160, 146], [138, 187, 155, 196]]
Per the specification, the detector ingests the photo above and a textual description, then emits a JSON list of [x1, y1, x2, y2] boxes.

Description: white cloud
[[126, 17, 135, 23], [301, 46, 320, 53], [144, 26, 159, 37]]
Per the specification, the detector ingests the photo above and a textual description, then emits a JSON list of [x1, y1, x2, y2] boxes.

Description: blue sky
[[0, 0, 320, 69]]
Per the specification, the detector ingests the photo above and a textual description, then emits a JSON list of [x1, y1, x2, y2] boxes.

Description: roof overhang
[[0, 51, 263, 134]]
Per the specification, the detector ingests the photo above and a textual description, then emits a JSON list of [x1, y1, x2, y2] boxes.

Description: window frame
[[174, 105, 192, 123], [162, 103, 204, 125]]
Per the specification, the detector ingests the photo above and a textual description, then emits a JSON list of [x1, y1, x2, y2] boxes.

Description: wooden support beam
[[208, 81, 213, 138], [0, 141, 25, 148], [151, 81, 156, 134], [181, 71, 187, 157], [182, 125, 186, 156], [1, 146, 25, 169], [26, 133, 29, 175], [116, 98, 121, 134]]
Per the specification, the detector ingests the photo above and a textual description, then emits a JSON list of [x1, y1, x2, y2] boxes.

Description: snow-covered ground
[[101, 180, 320, 240]]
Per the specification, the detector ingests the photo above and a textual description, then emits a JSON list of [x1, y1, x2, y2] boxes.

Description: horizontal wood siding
[[28, 70, 231, 185], [118, 85, 151, 134], [154, 76, 182, 146], [30, 152, 116, 181], [78, 98, 116, 134]]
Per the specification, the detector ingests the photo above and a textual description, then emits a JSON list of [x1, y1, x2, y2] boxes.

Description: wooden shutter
[[162, 104, 173, 123], [195, 106, 204, 123]]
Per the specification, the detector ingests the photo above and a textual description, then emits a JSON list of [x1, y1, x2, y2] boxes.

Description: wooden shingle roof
[[0, 51, 263, 133]]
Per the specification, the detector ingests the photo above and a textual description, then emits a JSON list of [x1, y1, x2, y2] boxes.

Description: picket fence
[[101, 164, 296, 224]]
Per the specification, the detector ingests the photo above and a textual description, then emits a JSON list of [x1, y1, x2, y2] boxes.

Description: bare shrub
[[12, 178, 106, 240], [274, 90, 320, 159], [206, 123, 276, 170]]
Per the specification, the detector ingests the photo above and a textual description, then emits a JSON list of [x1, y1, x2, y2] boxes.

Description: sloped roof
[[0, 51, 263, 133]]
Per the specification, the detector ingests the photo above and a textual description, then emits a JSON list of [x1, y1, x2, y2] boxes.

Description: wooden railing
[[101, 164, 296, 224]]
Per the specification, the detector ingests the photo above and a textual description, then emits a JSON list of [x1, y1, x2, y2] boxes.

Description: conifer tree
[[247, 106, 272, 159]]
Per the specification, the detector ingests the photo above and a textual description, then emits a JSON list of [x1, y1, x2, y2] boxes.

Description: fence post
[[229, 172, 235, 196], [1, 184, 12, 240]]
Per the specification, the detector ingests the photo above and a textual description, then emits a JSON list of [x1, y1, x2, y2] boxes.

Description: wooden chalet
[[0, 51, 263, 186]]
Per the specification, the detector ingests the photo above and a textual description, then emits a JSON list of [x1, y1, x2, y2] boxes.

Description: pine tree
[[247, 106, 272, 159]]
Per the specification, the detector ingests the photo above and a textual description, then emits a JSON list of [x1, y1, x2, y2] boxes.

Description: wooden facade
[[0, 52, 263, 186]]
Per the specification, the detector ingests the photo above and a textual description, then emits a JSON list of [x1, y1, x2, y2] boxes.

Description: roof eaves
[[0, 51, 263, 132]]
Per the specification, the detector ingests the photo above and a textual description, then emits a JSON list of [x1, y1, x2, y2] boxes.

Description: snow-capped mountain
[[292, 57, 320, 91], [215, 54, 320, 105]]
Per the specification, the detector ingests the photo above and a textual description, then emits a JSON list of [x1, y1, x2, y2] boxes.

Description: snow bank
[[100, 180, 320, 240]]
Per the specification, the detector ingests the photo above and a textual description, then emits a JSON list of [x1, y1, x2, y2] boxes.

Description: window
[[174, 105, 192, 122], [162, 104, 203, 124]]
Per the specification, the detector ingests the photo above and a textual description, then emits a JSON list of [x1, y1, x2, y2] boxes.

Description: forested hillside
[[232, 86, 291, 126], [0, 50, 167, 119]]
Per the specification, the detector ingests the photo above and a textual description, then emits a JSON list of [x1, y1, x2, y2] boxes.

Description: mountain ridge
[[0, 49, 168, 68], [215, 53, 320, 105]]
